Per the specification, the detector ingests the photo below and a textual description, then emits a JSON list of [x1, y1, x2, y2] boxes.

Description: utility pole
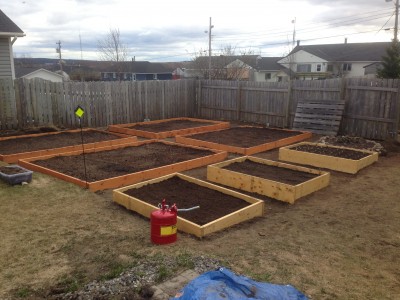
[[395, 0, 399, 41], [208, 17, 213, 80], [387, 0, 400, 40], [56, 40, 63, 72], [292, 17, 296, 47]]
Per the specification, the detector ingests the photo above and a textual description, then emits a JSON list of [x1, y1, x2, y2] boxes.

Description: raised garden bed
[[18, 140, 227, 192], [0, 129, 137, 163], [279, 142, 379, 174], [113, 173, 264, 238], [108, 117, 230, 139], [207, 156, 330, 204], [175, 126, 312, 155], [0, 165, 33, 185]]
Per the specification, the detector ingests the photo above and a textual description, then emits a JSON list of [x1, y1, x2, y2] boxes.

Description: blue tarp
[[171, 267, 308, 300]]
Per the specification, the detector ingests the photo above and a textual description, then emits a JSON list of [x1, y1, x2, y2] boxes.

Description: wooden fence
[[0, 77, 399, 140], [0, 78, 196, 130], [198, 78, 400, 140]]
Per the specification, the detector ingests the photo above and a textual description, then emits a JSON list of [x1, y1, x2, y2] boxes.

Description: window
[[277, 76, 283, 82], [265, 73, 271, 80], [296, 64, 311, 72], [327, 64, 333, 72], [113, 72, 116, 79], [343, 63, 352, 71], [153, 74, 157, 80], [316, 64, 322, 72], [132, 74, 136, 81]]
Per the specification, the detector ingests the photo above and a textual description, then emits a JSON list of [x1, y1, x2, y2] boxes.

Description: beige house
[[0, 10, 24, 79]]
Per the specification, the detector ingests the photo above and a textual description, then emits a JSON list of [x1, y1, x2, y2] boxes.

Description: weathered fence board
[[340, 78, 399, 140]]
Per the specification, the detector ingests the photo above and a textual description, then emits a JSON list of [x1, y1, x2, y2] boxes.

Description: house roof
[[0, 10, 24, 36], [15, 67, 64, 79], [289, 42, 391, 62], [96, 61, 175, 73], [256, 57, 284, 70], [193, 55, 261, 69]]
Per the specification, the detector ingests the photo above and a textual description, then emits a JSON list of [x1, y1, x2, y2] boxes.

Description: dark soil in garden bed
[[0, 166, 26, 175], [123, 176, 250, 225], [128, 120, 214, 132], [291, 144, 370, 160], [0, 130, 125, 155], [185, 127, 304, 147], [33, 142, 214, 182], [222, 159, 319, 185]]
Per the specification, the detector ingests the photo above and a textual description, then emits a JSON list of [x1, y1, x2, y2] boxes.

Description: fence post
[[394, 80, 400, 140], [197, 80, 202, 118], [14, 78, 23, 130], [236, 82, 242, 121], [284, 80, 292, 128]]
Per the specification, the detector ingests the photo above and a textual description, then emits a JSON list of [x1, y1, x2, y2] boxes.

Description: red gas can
[[151, 199, 177, 244]]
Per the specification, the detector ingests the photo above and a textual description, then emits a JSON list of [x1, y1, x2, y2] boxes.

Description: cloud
[[7, 0, 395, 61]]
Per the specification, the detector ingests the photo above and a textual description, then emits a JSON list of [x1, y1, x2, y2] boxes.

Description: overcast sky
[[3, 0, 397, 62]]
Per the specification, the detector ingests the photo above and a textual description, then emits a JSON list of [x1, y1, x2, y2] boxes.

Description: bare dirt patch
[[128, 120, 214, 132], [0, 166, 26, 175], [32, 142, 214, 182], [123, 176, 249, 225], [185, 127, 304, 147], [0, 130, 125, 154], [221, 159, 319, 185], [290, 144, 370, 160]]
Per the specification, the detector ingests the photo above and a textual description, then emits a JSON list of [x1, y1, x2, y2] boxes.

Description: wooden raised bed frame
[[279, 142, 379, 174], [18, 140, 227, 192], [207, 156, 330, 204], [0, 129, 137, 163], [108, 117, 230, 139], [113, 173, 264, 238], [175, 127, 312, 155]]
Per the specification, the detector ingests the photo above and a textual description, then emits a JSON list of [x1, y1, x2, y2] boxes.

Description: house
[[15, 67, 69, 82], [189, 55, 261, 80], [278, 41, 390, 80], [253, 57, 288, 82], [100, 61, 175, 81], [0, 10, 25, 79], [186, 55, 289, 82]]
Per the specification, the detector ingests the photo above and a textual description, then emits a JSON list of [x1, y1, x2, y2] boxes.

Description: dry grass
[[1, 147, 400, 299]]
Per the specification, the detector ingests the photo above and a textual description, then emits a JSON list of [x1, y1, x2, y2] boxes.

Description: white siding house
[[278, 41, 390, 79], [0, 10, 24, 79]]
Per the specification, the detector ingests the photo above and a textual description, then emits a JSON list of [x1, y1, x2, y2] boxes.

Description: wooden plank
[[295, 113, 343, 120], [207, 156, 330, 204], [279, 142, 379, 174], [296, 103, 345, 110], [113, 173, 264, 238]]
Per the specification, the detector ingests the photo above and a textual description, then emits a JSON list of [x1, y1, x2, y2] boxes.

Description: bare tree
[[98, 28, 129, 80], [191, 45, 256, 80], [98, 28, 128, 62]]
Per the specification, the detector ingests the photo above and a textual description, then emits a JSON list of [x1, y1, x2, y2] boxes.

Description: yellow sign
[[160, 225, 177, 236], [75, 106, 85, 118]]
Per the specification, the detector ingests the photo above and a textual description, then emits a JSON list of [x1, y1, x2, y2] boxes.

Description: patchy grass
[[1, 148, 400, 300]]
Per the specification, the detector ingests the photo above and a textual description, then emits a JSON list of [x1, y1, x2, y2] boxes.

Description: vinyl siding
[[0, 38, 12, 78]]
